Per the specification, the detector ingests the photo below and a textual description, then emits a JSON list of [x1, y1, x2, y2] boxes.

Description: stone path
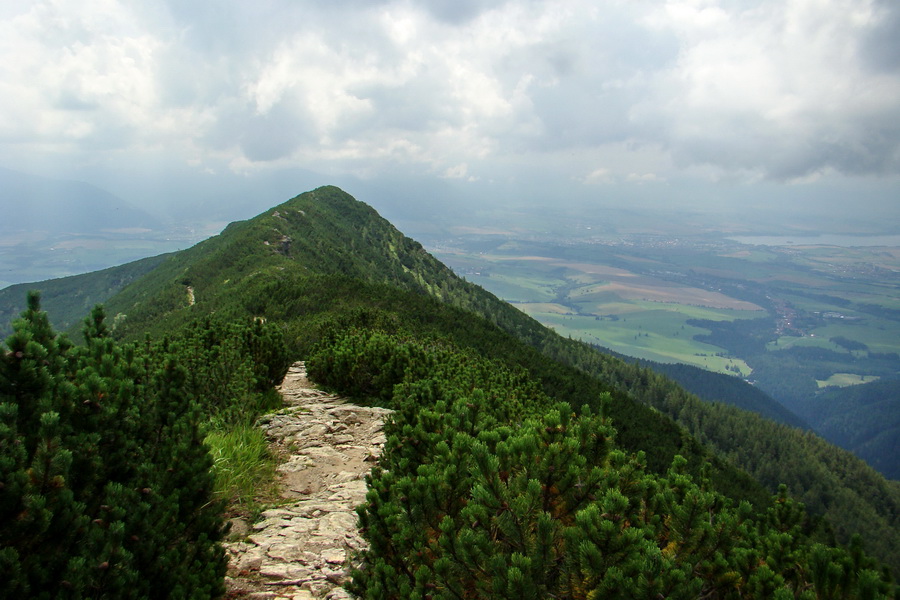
[[224, 362, 391, 600]]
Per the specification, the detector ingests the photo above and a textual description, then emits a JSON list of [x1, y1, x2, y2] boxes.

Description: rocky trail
[[224, 362, 391, 600]]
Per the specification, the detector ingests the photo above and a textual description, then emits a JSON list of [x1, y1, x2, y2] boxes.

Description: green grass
[[811, 321, 900, 355], [442, 233, 898, 380], [816, 373, 881, 388], [516, 305, 752, 375], [767, 335, 840, 352], [470, 272, 559, 302], [205, 424, 278, 510], [451, 245, 766, 377], [840, 290, 900, 310]]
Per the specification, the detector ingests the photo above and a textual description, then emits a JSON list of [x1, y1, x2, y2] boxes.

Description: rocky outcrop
[[224, 363, 390, 600]]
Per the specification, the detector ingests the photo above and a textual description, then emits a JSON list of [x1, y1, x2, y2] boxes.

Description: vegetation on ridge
[[0, 295, 225, 598], [0, 294, 291, 598], [4, 185, 900, 593], [309, 329, 895, 598]]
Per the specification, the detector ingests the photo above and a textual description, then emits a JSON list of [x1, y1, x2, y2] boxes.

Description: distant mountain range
[[0, 168, 196, 289], [0, 167, 162, 234]]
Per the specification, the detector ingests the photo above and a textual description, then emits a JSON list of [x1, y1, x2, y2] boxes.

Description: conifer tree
[[308, 326, 896, 599], [0, 294, 226, 599]]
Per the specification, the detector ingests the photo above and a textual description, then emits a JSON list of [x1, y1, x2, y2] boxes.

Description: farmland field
[[433, 234, 900, 386], [435, 233, 900, 479]]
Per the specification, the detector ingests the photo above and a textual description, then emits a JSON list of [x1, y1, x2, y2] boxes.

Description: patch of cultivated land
[[569, 280, 763, 311], [817, 373, 881, 388], [520, 306, 752, 374], [434, 237, 900, 382], [457, 251, 762, 374]]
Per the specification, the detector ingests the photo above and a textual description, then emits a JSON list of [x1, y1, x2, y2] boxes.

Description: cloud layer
[[2, 0, 899, 191]]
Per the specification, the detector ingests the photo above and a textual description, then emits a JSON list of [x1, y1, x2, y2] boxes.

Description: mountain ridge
[[5, 185, 900, 576], [0, 167, 162, 233]]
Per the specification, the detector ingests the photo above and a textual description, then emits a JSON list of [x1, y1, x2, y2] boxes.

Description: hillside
[[10, 185, 900, 577], [796, 379, 900, 480], [101, 187, 753, 489], [0, 253, 170, 338], [637, 358, 809, 430]]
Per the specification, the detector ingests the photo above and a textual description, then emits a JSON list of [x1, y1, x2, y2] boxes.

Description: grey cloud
[[197, 97, 313, 163], [665, 116, 900, 182], [54, 89, 98, 111], [153, 44, 236, 108], [490, 13, 676, 151], [353, 82, 450, 132], [4, 0, 900, 203], [238, 102, 311, 162], [623, 1, 900, 182], [422, 0, 505, 24], [160, 1, 285, 55], [860, 1, 900, 73], [160, 0, 390, 56]]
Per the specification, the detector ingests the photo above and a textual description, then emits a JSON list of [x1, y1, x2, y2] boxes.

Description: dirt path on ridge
[[223, 362, 391, 600]]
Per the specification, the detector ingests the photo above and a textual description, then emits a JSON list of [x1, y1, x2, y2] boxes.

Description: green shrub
[[306, 326, 896, 599], [167, 316, 290, 426], [0, 294, 226, 599]]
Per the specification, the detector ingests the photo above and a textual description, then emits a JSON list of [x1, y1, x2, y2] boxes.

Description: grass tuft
[[206, 424, 278, 510]]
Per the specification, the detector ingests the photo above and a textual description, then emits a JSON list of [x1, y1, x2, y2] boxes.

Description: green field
[[441, 249, 762, 376], [435, 236, 900, 382], [816, 373, 881, 388], [516, 302, 752, 374]]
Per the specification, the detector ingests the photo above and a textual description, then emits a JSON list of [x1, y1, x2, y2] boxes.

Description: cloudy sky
[[2, 0, 899, 229]]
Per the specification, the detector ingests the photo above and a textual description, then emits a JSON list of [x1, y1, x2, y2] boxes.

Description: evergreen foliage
[[7, 185, 900, 579], [87, 185, 900, 574], [796, 378, 900, 480], [639, 358, 809, 429], [560, 343, 900, 573], [165, 315, 290, 426], [0, 293, 227, 599], [308, 330, 896, 599]]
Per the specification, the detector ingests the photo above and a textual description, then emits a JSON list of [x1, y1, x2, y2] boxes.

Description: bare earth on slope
[[224, 362, 391, 600]]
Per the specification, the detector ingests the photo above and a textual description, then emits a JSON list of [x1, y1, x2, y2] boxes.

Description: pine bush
[[0, 294, 226, 599]]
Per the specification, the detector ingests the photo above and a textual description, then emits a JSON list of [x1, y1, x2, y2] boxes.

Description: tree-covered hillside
[[307, 329, 894, 598], [796, 378, 900, 480], [0, 253, 170, 339], [6, 185, 900, 584], [637, 359, 809, 430]]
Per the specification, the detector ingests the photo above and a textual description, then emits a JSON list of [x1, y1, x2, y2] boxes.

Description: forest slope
[[17, 185, 900, 574], [0, 253, 169, 338], [797, 379, 900, 480]]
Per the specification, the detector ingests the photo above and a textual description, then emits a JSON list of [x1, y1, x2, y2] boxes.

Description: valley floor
[[224, 363, 391, 599]]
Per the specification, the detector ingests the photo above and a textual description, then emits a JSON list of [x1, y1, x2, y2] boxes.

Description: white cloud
[[441, 163, 469, 179], [626, 172, 664, 183], [584, 167, 613, 184], [640, 0, 900, 179], [0, 0, 898, 196]]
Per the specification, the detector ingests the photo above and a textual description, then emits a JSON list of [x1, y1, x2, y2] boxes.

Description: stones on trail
[[224, 362, 389, 600]]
